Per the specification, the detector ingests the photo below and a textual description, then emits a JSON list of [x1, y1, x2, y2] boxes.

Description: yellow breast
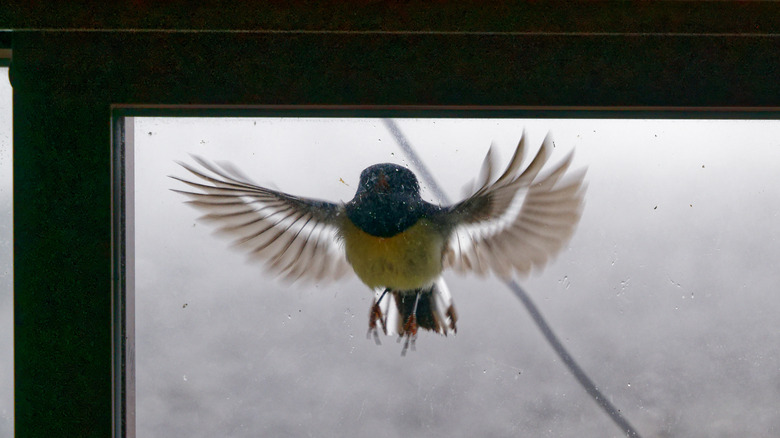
[[340, 217, 445, 290]]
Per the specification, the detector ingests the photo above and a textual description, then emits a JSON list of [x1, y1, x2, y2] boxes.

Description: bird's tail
[[372, 278, 458, 337]]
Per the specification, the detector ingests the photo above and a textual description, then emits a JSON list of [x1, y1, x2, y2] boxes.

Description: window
[[9, 14, 780, 437]]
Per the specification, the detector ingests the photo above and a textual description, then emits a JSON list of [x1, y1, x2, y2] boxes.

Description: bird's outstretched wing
[[170, 156, 351, 283], [436, 133, 586, 278]]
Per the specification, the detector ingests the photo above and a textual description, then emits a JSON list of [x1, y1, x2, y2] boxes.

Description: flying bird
[[171, 133, 586, 354]]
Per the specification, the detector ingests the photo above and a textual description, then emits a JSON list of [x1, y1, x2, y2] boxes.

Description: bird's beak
[[375, 171, 390, 192]]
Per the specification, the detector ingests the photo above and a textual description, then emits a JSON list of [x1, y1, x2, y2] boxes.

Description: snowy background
[[130, 117, 780, 437]]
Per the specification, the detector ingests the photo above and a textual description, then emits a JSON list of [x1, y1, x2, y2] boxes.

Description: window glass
[[133, 117, 780, 437]]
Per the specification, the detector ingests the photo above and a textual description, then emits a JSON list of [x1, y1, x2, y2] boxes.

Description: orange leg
[[367, 289, 389, 344], [446, 304, 458, 334], [400, 292, 421, 356]]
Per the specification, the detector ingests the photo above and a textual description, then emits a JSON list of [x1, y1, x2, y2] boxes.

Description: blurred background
[[131, 116, 780, 437]]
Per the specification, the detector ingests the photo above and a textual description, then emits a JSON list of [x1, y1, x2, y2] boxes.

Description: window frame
[[10, 25, 780, 438]]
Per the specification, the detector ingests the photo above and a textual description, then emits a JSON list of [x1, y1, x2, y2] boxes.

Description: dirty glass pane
[[133, 117, 780, 437], [0, 67, 12, 437]]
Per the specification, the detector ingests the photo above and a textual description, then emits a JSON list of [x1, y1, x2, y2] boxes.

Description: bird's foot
[[446, 304, 458, 334], [399, 315, 418, 356], [367, 300, 388, 345]]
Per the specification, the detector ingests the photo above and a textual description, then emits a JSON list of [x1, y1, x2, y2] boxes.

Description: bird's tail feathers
[[374, 278, 458, 337]]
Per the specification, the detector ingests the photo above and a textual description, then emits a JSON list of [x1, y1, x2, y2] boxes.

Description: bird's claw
[[367, 301, 388, 345], [446, 305, 458, 334], [399, 315, 418, 356]]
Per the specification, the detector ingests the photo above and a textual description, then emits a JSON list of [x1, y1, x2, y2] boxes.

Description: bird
[[170, 133, 586, 354]]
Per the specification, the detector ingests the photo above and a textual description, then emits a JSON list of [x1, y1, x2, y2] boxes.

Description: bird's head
[[346, 163, 427, 237], [355, 163, 421, 198]]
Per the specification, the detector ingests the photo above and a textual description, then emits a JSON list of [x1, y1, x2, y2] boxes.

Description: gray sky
[[132, 117, 780, 437]]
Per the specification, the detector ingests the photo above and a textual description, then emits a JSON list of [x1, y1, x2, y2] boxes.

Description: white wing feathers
[[170, 156, 351, 283], [441, 134, 586, 278]]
